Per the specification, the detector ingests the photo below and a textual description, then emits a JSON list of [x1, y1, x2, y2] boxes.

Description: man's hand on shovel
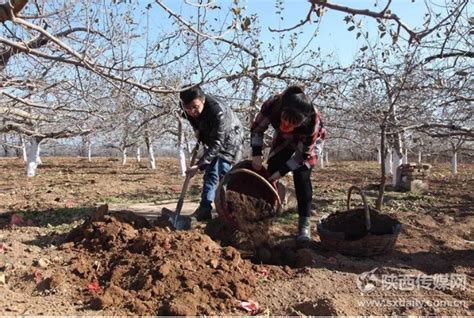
[[186, 165, 199, 178]]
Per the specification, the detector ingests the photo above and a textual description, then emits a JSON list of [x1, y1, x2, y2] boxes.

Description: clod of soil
[[65, 205, 281, 315]]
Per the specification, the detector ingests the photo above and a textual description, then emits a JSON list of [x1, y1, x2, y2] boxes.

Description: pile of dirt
[[319, 208, 400, 240], [65, 205, 280, 315]]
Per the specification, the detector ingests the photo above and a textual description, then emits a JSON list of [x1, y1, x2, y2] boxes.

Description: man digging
[[250, 86, 326, 242], [180, 85, 244, 221]]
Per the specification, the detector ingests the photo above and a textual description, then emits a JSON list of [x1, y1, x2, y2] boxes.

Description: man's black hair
[[180, 85, 205, 105]]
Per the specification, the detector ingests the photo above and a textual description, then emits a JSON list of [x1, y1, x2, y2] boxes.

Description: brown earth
[[0, 157, 472, 315], [65, 205, 288, 315]]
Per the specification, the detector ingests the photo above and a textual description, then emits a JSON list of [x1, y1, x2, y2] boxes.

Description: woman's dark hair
[[180, 85, 205, 105], [280, 86, 313, 124], [281, 109, 305, 126]]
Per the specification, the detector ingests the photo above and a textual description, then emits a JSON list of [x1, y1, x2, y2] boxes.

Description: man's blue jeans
[[200, 157, 231, 210]]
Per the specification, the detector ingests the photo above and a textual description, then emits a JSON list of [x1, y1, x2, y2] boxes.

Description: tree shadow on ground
[[106, 184, 201, 203], [277, 238, 474, 275], [0, 206, 94, 230]]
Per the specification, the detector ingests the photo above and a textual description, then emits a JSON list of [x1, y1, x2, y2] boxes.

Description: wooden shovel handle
[[174, 143, 200, 218]]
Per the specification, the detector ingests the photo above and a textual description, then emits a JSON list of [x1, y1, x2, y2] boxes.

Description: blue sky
[[247, 0, 430, 65], [152, 0, 435, 66]]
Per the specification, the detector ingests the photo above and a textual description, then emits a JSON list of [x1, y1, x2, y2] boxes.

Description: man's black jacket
[[184, 94, 243, 169]]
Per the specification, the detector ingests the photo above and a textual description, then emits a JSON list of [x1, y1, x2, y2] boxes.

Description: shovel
[[161, 143, 200, 230]]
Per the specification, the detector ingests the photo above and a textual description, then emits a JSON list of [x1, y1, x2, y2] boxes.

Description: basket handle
[[347, 186, 371, 231]]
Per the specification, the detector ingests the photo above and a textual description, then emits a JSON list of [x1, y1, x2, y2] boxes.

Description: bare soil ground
[[0, 157, 472, 315]]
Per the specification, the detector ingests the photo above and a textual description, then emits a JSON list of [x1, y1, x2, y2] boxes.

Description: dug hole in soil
[[64, 204, 289, 315]]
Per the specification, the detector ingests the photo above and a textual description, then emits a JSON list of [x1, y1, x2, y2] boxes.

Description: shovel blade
[[161, 207, 192, 231], [173, 215, 192, 231]]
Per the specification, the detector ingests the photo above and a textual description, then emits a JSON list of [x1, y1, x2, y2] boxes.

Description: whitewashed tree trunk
[[136, 147, 141, 162], [451, 151, 458, 175], [377, 147, 382, 164], [179, 147, 186, 176], [402, 147, 408, 164], [21, 136, 27, 162], [122, 148, 127, 165], [319, 151, 324, 169], [145, 132, 156, 170], [391, 133, 404, 186], [178, 120, 186, 176], [392, 150, 403, 187], [36, 143, 42, 165], [87, 141, 92, 162], [325, 151, 329, 166], [26, 137, 41, 177], [418, 150, 422, 164], [186, 140, 192, 154], [384, 148, 393, 176], [148, 144, 156, 169]]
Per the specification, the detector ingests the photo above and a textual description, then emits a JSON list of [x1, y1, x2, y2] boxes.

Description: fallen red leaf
[[163, 239, 172, 250], [257, 268, 269, 279], [10, 214, 24, 226], [240, 300, 260, 314], [87, 281, 101, 293], [32, 268, 42, 284], [171, 187, 181, 193]]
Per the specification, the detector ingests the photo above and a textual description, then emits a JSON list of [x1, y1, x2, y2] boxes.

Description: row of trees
[[1, 0, 472, 182]]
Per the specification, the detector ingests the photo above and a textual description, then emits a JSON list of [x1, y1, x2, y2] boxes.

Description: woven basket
[[215, 160, 281, 231], [317, 186, 401, 257]]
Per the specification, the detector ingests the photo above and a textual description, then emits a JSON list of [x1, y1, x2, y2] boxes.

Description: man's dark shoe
[[191, 206, 212, 221]]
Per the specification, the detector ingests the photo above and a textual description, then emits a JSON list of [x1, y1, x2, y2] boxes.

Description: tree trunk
[[376, 125, 387, 211], [87, 141, 92, 162], [392, 134, 403, 187], [402, 147, 408, 164], [36, 144, 42, 165], [178, 119, 186, 176], [136, 147, 141, 162], [144, 131, 156, 170], [418, 150, 422, 164], [392, 149, 402, 187], [384, 148, 392, 175], [377, 147, 382, 164], [26, 137, 41, 177], [319, 151, 324, 169], [148, 144, 156, 169], [249, 63, 261, 126], [325, 150, 329, 166], [122, 148, 127, 165], [21, 135, 27, 162], [451, 150, 458, 175]]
